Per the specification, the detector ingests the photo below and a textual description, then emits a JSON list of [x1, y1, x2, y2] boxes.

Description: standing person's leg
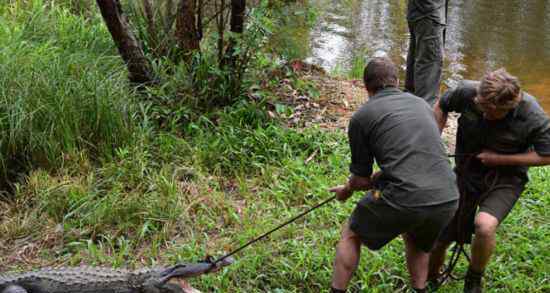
[[331, 222, 362, 291], [405, 21, 417, 94], [403, 234, 430, 290], [411, 18, 443, 106]]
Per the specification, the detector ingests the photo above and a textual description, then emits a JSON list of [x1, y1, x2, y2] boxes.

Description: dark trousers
[[405, 18, 444, 106]]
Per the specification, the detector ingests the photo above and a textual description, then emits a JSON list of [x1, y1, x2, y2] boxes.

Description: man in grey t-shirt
[[429, 69, 550, 293], [329, 57, 458, 293], [405, 0, 446, 106]]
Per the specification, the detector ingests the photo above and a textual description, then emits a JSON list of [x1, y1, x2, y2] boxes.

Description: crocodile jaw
[[167, 278, 202, 293]]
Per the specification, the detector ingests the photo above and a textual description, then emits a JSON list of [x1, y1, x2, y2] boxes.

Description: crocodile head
[[141, 279, 197, 293], [165, 278, 202, 293], [142, 257, 234, 293], [140, 280, 197, 293]]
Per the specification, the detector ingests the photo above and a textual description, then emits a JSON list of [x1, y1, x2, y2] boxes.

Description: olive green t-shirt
[[439, 80, 550, 180], [348, 87, 458, 208]]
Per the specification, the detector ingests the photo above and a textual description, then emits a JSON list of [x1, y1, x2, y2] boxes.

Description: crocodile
[[0, 257, 233, 293]]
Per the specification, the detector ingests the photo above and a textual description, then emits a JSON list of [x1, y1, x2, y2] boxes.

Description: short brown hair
[[363, 57, 399, 93], [478, 68, 522, 109]]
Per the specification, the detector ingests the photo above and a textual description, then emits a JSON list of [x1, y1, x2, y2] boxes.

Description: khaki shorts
[[349, 191, 458, 253], [440, 172, 526, 244]]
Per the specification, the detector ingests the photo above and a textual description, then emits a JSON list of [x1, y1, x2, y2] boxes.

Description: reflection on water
[[307, 0, 550, 112]]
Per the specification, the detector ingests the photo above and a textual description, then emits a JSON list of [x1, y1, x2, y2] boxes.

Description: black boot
[[464, 268, 484, 293], [330, 287, 346, 293], [426, 273, 445, 292], [426, 280, 440, 292]]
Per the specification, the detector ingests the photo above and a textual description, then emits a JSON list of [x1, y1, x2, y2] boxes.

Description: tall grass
[[0, 1, 133, 185], [331, 50, 368, 80], [183, 101, 345, 174], [348, 51, 368, 80]]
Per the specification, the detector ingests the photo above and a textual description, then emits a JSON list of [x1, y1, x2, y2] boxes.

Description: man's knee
[[336, 234, 360, 249], [335, 230, 361, 270], [337, 222, 362, 248], [474, 212, 499, 238]]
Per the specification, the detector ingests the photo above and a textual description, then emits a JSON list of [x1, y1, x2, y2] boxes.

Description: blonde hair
[[478, 68, 522, 110]]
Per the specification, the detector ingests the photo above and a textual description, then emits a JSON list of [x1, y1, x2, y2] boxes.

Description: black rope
[[213, 152, 510, 283], [436, 154, 516, 287], [213, 195, 337, 265], [436, 155, 475, 285], [212, 154, 474, 267]]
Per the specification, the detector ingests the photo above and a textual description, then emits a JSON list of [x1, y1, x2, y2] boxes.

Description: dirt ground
[[272, 60, 458, 153]]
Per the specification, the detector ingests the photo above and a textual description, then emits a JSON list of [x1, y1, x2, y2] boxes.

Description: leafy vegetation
[[0, 1, 548, 292], [0, 1, 132, 189]]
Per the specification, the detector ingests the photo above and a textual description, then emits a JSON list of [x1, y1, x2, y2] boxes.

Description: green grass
[[0, 0, 132, 185], [2, 112, 548, 292], [0, 1, 548, 293]]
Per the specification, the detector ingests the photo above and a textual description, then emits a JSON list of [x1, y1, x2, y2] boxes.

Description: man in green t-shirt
[[329, 57, 458, 293], [430, 69, 550, 293]]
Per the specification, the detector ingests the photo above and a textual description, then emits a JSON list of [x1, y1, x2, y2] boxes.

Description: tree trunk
[[175, 0, 200, 58], [217, 0, 246, 103], [224, 0, 245, 67], [230, 0, 245, 34], [217, 0, 225, 63], [96, 0, 155, 85]]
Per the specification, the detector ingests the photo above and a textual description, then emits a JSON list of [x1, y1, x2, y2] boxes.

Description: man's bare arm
[[347, 173, 374, 191], [329, 173, 376, 201], [477, 150, 550, 167], [433, 99, 448, 134]]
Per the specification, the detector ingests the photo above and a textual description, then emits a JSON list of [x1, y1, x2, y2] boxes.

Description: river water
[[305, 0, 550, 112]]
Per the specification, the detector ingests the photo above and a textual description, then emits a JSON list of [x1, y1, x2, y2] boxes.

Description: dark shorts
[[349, 191, 458, 253], [440, 172, 527, 244]]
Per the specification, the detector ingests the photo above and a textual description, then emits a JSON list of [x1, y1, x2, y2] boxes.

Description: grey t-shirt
[[407, 0, 446, 24], [439, 80, 550, 179], [348, 87, 458, 208]]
